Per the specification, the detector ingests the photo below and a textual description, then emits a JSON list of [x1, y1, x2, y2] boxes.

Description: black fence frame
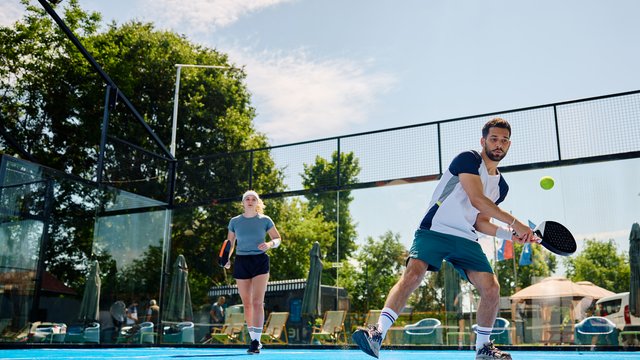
[[28, 0, 640, 210]]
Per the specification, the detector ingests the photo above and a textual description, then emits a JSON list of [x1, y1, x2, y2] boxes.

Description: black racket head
[[534, 221, 576, 256], [217, 240, 231, 267]]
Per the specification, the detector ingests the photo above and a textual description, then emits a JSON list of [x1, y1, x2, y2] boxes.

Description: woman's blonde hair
[[242, 190, 265, 214]]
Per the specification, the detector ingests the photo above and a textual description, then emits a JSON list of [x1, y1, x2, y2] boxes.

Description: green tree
[[341, 231, 406, 313], [0, 0, 103, 175], [564, 238, 630, 293], [301, 151, 360, 266], [409, 263, 455, 313], [494, 242, 557, 296], [1, 0, 278, 194], [268, 198, 335, 280], [0, 1, 284, 299], [117, 244, 163, 299]]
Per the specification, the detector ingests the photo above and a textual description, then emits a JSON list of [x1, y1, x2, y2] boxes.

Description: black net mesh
[[556, 92, 640, 159], [6, 88, 637, 206]]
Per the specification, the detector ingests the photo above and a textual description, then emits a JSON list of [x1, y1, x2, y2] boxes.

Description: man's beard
[[484, 146, 506, 161]]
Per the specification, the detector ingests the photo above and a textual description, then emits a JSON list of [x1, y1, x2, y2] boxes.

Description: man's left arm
[[475, 213, 521, 243]]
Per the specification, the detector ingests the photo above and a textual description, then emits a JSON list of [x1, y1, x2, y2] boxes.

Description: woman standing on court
[[222, 190, 282, 354]]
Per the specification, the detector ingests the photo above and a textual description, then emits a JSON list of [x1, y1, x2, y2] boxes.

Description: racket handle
[[512, 230, 542, 243]]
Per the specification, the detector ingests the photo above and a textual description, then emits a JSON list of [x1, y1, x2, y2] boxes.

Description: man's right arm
[[459, 172, 533, 242]]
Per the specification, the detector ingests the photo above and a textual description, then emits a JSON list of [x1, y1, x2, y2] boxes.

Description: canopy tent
[[574, 281, 615, 299], [510, 277, 614, 301], [510, 276, 617, 339]]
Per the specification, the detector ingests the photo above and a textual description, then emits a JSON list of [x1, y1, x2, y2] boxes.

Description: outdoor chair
[[472, 317, 511, 345], [0, 318, 10, 336], [163, 321, 195, 344], [261, 312, 289, 344], [117, 321, 154, 344], [29, 322, 67, 343], [404, 318, 443, 345], [206, 312, 245, 344], [311, 310, 347, 344], [574, 316, 618, 345], [65, 322, 100, 343], [363, 310, 381, 328], [2, 323, 30, 342]]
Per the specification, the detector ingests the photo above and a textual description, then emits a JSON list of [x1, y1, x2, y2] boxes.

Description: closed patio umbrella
[[165, 254, 193, 322], [301, 242, 323, 318], [630, 222, 640, 317], [78, 260, 101, 323]]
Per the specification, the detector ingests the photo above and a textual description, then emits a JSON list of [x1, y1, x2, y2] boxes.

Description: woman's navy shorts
[[233, 253, 270, 279]]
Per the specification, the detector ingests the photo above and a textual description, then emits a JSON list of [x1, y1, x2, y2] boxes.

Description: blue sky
[[3, 0, 640, 274], [4, 1, 640, 145]]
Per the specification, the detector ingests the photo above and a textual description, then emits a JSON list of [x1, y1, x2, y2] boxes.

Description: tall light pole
[[171, 64, 231, 157]]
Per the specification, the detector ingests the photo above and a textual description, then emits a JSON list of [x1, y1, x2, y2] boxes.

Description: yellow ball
[[540, 176, 554, 190]]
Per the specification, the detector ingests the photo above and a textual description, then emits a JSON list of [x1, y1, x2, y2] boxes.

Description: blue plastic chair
[[404, 318, 443, 344], [163, 322, 195, 344], [574, 316, 618, 345], [66, 322, 100, 343], [472, 317, 511, 345]]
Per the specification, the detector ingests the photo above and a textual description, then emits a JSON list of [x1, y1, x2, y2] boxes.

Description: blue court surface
[[0, 348, 637, 360]]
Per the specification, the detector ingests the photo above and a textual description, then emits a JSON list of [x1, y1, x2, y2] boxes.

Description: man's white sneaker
[[476, 340, 512, 360], [352, 325, 382, 359]]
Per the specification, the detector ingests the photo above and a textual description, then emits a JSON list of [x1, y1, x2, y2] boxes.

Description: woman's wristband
[[496, 227, 513, 240], [271, 238, 281, 248]]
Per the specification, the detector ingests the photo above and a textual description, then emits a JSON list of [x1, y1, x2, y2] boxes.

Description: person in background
[[513, 298, 526, 344], [146, 299, 160, 329], [126, 300, 139, 326], [210, 296, 226, 326]]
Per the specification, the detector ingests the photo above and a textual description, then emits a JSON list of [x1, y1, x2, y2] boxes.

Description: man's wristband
[[271, 238, 281, 248]]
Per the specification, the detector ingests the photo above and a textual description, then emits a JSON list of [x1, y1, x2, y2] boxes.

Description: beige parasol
[[510, 277, 592, 300]]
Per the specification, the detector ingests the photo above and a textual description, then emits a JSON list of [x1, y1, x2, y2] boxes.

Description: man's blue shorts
[[408, 228, 493, 282]]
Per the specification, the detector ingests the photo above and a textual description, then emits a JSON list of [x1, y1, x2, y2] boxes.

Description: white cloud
[[228, 47, 396, 144], [143, 0, 295, 33], [4, 0, 395, 145], [0, 2, 24, 27]]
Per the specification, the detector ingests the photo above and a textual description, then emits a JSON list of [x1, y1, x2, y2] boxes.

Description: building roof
[[0, 270, 77, 296], [208, 279, 307, 297]]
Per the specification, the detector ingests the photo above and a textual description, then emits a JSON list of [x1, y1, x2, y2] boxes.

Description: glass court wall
[[0, 155, 171, 344]]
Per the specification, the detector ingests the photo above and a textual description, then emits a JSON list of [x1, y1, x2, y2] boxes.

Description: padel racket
[[217, 239, 231, 267], [517, 220, 576, 256]]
